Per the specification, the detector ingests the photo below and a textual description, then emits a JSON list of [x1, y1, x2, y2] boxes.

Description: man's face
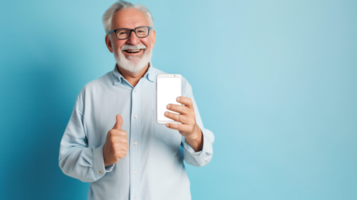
[[105, 8, 156, 73]]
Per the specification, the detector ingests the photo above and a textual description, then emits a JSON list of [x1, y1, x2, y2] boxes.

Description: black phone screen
[[158, 78, 180, 120]]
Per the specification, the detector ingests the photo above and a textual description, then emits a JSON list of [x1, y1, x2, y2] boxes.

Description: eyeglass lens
[[116, 27, 149, 39]]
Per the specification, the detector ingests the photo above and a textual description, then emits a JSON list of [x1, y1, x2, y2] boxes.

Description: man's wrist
[[185, 124, 203, 152]]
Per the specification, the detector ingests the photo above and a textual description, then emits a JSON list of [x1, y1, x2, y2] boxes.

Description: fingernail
[[165, 111, 168, 116], [166, 123, 169, 127], [164, 103, 170, 110], [177, 97, 180, 101], [162, 111, 167, 119]]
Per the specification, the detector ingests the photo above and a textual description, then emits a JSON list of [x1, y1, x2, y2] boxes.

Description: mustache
[[121, 44, 147, 50]]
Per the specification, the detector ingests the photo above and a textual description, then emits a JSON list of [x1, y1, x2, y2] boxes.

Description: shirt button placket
[[131, 87, 140, 200]]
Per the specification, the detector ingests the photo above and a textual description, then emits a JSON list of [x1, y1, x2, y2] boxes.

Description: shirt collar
[[112, 62, 155, 85]]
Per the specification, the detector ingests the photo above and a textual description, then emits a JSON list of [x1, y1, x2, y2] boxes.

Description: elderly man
[[59, 1, 214, 200]]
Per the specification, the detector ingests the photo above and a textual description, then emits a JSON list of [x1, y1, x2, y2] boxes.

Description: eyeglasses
[[108, 26, 152, 40]]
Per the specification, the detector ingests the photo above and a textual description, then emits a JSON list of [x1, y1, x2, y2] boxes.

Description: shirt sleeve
[[58, 89, 114, 182], [182, 83, 214, 167]]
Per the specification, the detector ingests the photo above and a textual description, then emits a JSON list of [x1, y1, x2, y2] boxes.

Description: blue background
[[1, 0, 356, 199]]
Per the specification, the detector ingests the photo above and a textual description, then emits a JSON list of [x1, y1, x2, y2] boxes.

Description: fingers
[[117, 142, 129, 151], [113, 114, 123, 130], [111, 134, 128, 143], [166, 123, 193, 133], [108, 129, 127, 138], [103, 135, 128, 166], [107, 130, 128, 153], [104, 116, 128, 166], [175, 96, 193, 108], [166, 104, 190, 115], [165, 97, 196, 125], [113, 147, 128, 159], [105, 135, 129, 162], [165, 111, 188, 123]]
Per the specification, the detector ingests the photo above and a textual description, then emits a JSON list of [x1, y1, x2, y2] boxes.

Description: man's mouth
[[124, 49, 143, 54]]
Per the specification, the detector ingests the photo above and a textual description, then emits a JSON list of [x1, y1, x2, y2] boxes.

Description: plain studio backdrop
[[0, 0, 356, 199]]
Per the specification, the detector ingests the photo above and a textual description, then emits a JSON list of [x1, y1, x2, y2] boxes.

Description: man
[[59, 1, 214, 200]]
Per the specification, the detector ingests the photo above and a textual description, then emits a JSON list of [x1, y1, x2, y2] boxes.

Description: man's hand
[[165, 96, 203, 152], [103, 114, 129, 167]]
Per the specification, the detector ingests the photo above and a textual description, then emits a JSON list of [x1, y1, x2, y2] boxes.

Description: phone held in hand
[[156, 74, 182, 124]]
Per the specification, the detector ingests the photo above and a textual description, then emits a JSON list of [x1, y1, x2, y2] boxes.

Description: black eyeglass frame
[[107, 26, 153, 40]]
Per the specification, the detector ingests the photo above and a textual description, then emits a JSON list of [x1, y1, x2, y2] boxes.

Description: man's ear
[[105, 34, 114, 53], [151, 30, 156, 50]]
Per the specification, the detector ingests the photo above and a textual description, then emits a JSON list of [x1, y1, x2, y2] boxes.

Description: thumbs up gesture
[[103, 114, 129, 167]]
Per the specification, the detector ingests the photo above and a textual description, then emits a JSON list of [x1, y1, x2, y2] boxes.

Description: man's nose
[[126, 30, 140, 45]]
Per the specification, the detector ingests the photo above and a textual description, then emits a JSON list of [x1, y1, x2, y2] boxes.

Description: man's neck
[[117, 63, 149, 87]]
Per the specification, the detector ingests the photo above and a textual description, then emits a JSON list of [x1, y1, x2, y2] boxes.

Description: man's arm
[[58, 90, 114, 182], [166, 84, 214, 167]]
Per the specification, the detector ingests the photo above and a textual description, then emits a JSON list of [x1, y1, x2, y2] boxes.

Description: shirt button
[[98, 171, 102, 175], [134, 115, 137, 119], [134, 89, 137, 93], [134, 170, 137, 174], [133, 142, 137, 146]]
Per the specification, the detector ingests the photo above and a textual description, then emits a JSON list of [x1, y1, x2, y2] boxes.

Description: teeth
[[126, 49, 141, 53]]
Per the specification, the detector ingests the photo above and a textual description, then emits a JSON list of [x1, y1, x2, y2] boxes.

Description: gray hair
[[102, 0, 154, 33]]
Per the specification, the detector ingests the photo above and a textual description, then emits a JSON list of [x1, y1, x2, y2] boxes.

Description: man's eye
[[118, 31, 126, 35]]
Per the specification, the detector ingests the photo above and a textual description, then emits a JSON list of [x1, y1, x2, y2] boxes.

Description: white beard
[[114, 45, 152, 74]]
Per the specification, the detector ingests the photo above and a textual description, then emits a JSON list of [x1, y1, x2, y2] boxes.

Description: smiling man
[[59, 1, 214, 200]]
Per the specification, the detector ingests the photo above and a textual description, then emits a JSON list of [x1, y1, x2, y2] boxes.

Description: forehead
[[111, 8, 150, 29]]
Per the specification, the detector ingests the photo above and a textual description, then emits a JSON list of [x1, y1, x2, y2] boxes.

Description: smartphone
[[156, 74, 182, 124]]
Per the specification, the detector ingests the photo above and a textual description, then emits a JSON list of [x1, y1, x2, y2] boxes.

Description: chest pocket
[[152, 109, 182, 149]]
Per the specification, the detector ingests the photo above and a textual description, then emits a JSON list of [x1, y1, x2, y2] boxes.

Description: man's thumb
[[113, 114, 123, 129]]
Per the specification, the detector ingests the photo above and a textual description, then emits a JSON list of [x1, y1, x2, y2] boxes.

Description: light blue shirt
[[59, 64, 214, 200]]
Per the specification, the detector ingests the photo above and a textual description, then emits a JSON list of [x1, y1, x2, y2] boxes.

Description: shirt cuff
[[93, 144, 114, 177], [105, 164, 115, 172], [183, 130, 213, 166]]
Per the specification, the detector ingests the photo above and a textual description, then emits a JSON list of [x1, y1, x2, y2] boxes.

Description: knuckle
[[184, 107, 189, 113], [113, 144, 120, 152], [113, 152, 120, 158], [120, 130, 127, 136], [109, 130, 119, 137], [180, 115, 186, 122]]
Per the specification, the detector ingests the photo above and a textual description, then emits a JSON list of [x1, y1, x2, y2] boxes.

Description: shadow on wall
[[1, 44, 89, 200]]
